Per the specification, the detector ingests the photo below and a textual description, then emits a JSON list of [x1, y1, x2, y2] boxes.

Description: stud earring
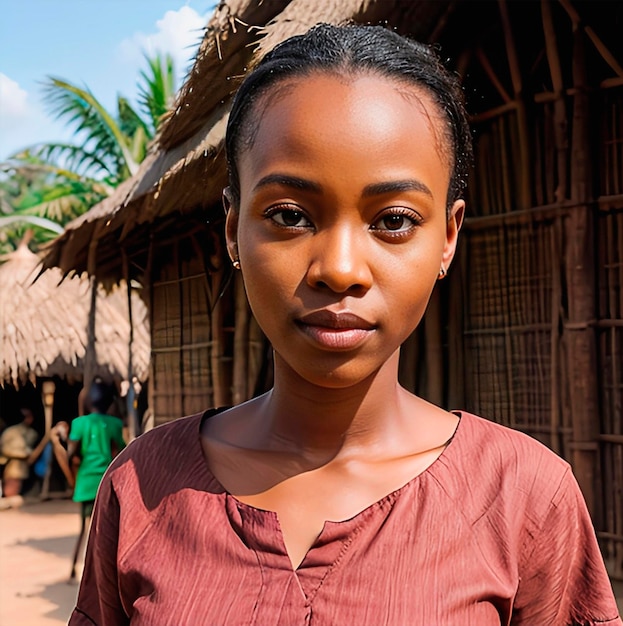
[[232, 258, 241, 270], [438, 266, 446, 279]]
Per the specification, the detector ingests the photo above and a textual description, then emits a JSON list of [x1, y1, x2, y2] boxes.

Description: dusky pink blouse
[[69, 410, 621, 625]]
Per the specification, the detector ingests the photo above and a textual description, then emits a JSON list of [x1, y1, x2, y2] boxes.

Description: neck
[[259, 350, 407, 457]]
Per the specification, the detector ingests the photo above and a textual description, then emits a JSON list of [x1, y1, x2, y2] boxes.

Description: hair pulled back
[[225, 23, 472, 213]]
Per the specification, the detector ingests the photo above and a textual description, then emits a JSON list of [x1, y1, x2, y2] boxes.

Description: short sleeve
[[69, 417, 83, 442], [69, 471, 130, 625], [512, 468, 622, 625]]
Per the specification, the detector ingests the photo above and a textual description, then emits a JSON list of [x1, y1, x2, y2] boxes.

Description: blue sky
[[0, 1, 215, 161]]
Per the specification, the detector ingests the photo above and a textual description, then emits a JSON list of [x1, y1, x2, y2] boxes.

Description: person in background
[[61, 378, 126, 580], [0, 407, 44, 502]]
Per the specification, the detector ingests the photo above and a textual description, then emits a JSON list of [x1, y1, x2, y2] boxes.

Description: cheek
[[238, 234, 301, 309]]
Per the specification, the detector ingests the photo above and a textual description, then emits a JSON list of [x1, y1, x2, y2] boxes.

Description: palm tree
[[0, 53, 177, 253]]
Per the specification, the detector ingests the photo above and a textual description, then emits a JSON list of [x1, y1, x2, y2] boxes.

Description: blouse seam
[[304, 495, 396, 604], [516, 466, 569, 566], [529, 468, 574, 623], [426, 470, 522, 594], [71, 607, 98, 625], [248, 538, 265, 626], [112, 470, 161, 567]]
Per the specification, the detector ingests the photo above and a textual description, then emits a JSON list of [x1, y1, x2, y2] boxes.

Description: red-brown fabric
[[69, 411, 621, 626]]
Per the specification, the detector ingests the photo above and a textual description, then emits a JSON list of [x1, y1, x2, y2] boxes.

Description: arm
[[50, 423, 74, 488], [26, 432, 50, 465], [69, 471, 130, 625], [512, 469, 622, 625], [67, 439, 81, 465], [67, 417, 83, 468]]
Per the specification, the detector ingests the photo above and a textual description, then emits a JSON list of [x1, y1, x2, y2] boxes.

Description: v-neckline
[[194, 408, 464, 577]]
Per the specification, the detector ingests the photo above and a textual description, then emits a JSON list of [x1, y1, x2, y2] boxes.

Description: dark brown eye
[[382, 215, 407, 231], [372, 210, 420, 234], [270, 208, 312, 228]]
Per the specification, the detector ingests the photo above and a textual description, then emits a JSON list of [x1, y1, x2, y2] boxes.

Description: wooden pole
[[122, 251, 138, 440], [498, 0, 532, 210], [84, 277, 98, 387], [564, 24, 599, 517], [232, 272, 249, 406], [541, 0, 569, 204], [424, 288, 444, 407], [145, 234, 155, 428], [210, 266, 226, 408], [557, 0, 623, 78]]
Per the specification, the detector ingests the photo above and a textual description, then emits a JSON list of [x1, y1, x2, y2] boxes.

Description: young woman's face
[[227, 72, 463, 388]]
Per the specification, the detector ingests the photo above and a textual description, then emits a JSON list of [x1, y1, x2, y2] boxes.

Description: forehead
[[238, 72, 451, 190], [252, 70, 444, 136]]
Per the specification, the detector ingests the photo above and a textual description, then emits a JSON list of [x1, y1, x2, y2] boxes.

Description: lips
[[295, 310, 376, 349]]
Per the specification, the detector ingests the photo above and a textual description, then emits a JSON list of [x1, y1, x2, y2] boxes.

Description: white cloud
[[117, 6, 209, 81], [0, 73, 31, 124], [0, 73, 71, 158]]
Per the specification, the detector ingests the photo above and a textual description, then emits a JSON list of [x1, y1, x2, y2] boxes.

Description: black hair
[[225, 23, 473, 214], [87, 377, 115, 414]]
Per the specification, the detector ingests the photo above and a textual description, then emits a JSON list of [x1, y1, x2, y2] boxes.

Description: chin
[[287, 358, 384, 391]]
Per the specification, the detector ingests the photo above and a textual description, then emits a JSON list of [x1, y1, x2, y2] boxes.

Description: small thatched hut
[[42, 0, 622, 578], [0, 242, 150, 424]]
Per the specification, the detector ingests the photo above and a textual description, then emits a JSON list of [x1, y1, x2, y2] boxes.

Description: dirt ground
[[0, 498, 81, 626], [0, 497, 621, 625]]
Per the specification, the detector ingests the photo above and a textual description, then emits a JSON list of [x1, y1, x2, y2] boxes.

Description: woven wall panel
[[461, 219, 564, 451], [597, 206, 623, 579]]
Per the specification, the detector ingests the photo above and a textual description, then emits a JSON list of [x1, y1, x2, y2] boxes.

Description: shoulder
[[435, 412, 572, 525], [454, 411, 569, 475], [111, 413, 202, 467], [102, 412, 218, 508], [69, 415, 87, 436], [102, 414, 124, 428]]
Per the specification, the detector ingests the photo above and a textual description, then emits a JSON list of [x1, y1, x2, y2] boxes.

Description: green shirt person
[[68, 411, 125, 503], [66, 377, 125, 580]]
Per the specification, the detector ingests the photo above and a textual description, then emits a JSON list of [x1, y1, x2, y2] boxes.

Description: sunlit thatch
[[0, 242, 150, 386]]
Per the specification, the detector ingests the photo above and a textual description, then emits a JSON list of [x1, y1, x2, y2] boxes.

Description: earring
[[232, 258, 241, 270], [438, 266, 446, 279]]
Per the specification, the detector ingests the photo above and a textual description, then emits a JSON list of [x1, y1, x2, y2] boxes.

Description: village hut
[[41, 0, 623, 578], [0, 241, 150, 431]]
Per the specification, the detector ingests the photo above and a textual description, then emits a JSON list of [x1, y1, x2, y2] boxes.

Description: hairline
[[233, 66, 456, 213]]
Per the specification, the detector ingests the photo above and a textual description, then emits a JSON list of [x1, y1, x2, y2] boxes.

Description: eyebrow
[[362, 179, 433, 198], [253, 174, 322, 193], [253, 174, 433, 198]]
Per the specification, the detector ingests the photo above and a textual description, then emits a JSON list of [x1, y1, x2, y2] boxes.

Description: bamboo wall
[[147, 224, 269, 428], [437, 1, 623, 578], [596, 85, 623, 579]]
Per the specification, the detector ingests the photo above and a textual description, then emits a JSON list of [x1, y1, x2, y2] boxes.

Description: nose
[[306, 224, 373, 294]]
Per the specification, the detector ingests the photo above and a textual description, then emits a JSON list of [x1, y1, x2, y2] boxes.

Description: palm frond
[[42, 77, 139, 176], [138, 53, 177, 133], [7, 144, 115, 181], [16, 180, 110, 222], [0, 214, 64, 234], [118, 96, 152, 151]]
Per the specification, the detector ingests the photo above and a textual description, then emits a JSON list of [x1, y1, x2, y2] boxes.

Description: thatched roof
[[41, 0, 453, 284], [0, 243, 150, 386]]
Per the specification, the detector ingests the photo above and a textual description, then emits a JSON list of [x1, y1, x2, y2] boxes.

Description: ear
[[441, 199, 465, 272], [223, 187, 239, 263]]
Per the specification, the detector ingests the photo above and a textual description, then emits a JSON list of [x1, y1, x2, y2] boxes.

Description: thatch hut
[[0, 241, 150, 432], [41, 0, 622, 578]]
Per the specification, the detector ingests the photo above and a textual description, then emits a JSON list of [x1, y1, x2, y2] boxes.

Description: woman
[[70, 24, 621, 625]]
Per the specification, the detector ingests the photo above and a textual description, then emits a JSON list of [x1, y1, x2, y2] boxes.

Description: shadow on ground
[[15, 533, 77, 558]]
